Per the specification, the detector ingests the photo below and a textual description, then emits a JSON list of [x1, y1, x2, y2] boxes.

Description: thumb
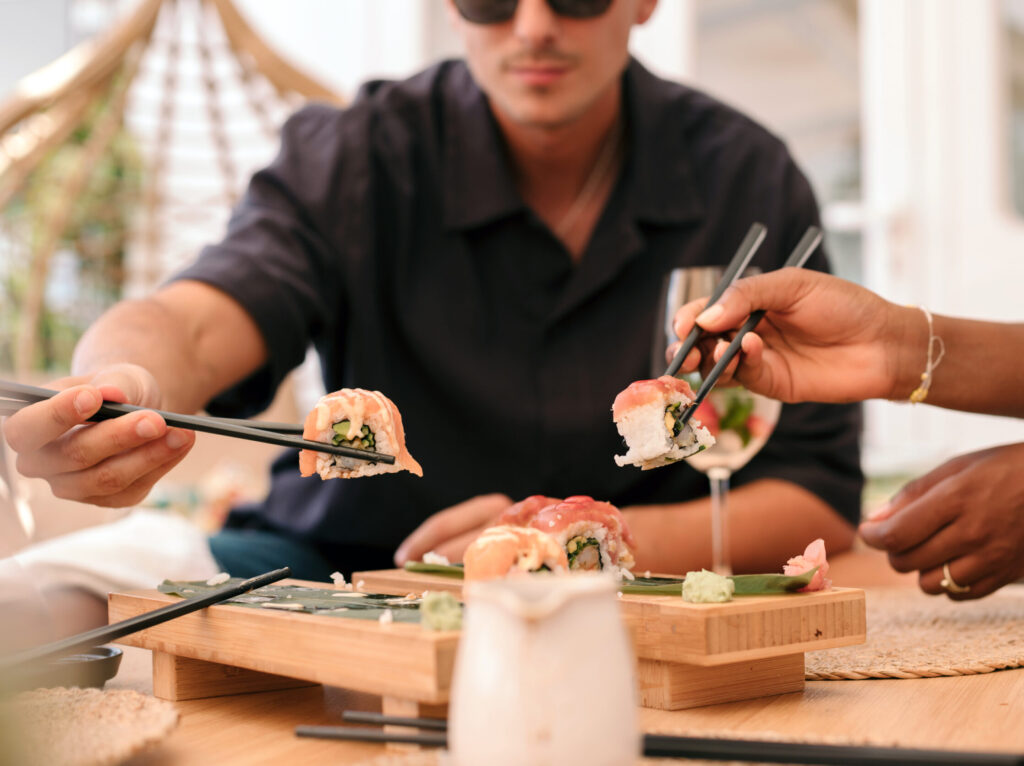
[[863, 454, 972, 524]]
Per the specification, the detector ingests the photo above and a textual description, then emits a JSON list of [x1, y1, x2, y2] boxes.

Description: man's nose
[[512, 0, 560, 48]]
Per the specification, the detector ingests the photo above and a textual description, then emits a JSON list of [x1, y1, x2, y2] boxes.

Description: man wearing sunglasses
[[4, 0, 862, 625]]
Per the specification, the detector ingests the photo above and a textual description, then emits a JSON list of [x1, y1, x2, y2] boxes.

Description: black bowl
[[5, 646, 123, 692]]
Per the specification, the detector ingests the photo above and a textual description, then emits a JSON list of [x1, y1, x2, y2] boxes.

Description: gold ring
[[940, 562, 970, 594]]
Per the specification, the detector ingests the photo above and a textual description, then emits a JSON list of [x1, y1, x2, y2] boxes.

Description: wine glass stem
[[708, 466, 732, 576]]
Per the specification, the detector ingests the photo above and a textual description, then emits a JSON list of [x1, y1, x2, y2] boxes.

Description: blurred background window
[[694, 0, 862, 283], [1004, 0, 1024, 215]]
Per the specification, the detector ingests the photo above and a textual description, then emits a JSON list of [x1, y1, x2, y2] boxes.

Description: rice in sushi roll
[[612, 376, 714, 470], [463, 525, 569, 581], [528, 496, 636, 577], [299, 388, 423, 479]]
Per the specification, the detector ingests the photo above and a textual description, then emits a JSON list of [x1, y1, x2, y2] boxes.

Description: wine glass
[[652, 267, 782, 576]]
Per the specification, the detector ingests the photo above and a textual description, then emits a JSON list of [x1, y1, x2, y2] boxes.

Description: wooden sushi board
[[108, 573, 865, 714], [353, 568, 867, 710], [107, 579, 456, 722]]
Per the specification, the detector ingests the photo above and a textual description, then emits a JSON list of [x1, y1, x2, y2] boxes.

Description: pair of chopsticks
[[663, 223, 823, 429], [297, 711, 1023, 765], [0, 380, 395, 465], [0, 567, 291, 672]]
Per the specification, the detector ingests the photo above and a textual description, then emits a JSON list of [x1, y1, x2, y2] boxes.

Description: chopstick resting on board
[[664, 222, 767, 377], [0, 380, 392, 464], [676, 225, 823, 429], [301, 714, 1024, 765], [1, 567, 292, 670]]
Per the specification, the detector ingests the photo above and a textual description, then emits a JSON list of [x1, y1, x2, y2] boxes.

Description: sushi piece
[[462, 525, 569, 582], [299, 388, 423, 479], [528, 496, 636, 577], [497, 495, 562, 526], [612, 375, 715, 470]]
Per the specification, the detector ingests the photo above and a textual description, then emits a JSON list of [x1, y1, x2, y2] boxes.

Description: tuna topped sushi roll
[[497, 495, 562, 526], [299, 388, 423, 479], [463, 525, 569, 581], [612, 375, 715, 470], [528, 496, 636, 577]]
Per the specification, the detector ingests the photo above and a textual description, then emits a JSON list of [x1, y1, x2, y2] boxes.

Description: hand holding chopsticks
[[666, 226, 824, 428], [664, 222, 767, 377], [0, 379, 394, 464]]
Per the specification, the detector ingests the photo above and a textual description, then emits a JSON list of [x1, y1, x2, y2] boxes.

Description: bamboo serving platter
[[109, 573, 865, 714], [107, 579, 455, 722], [353, 568, 867, 710]]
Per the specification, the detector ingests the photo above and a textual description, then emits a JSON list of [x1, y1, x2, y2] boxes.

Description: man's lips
[[509, 65, 570, 86]]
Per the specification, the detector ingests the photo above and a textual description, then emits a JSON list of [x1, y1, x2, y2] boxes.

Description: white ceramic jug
[[448, 574, 638, 766]]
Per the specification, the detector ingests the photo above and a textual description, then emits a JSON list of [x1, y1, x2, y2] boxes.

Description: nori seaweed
[[157, 579, 430, 623]]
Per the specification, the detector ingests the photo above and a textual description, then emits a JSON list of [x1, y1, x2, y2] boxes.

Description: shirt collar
[[441, 58, 705, 231], [621, 57, 705, 226], [442, 63, 525, 230]]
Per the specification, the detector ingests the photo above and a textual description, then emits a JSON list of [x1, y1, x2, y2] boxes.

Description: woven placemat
[[806, 585, 1024, 680], [1, 687, 179, 766]]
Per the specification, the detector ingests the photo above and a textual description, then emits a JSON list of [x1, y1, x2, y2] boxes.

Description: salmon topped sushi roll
[[528, 496, 636, 577], [497, 495, 562, 526], [612, 376, 714, 470], [299, 388, 423, 479], [463, 525, 569, 582]]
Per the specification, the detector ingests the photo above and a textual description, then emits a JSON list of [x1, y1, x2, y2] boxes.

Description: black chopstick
[[1, 567, 291, 670], [641, 734, 1022, 765], [296, 725, 447, 747], [0, 380, 393, 464], [664, 222, 767, 377], [0, 396, 301, 434], [342, 710, 448, 730], [298, 720, 1022, 765], [677, 226, 822, 428]]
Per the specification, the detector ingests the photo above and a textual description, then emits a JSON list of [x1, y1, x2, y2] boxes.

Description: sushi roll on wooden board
[[495, 495, 637, 578], [528, 496, 637, 578], [463, 526, 569, 581], [612, 375, 715, 470], [299, 388, 423, 479]]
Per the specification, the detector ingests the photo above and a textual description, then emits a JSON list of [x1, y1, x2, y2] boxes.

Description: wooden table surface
[[108, 549, 1024, 765]]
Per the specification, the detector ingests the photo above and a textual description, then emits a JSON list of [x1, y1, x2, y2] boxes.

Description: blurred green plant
[[0, 96, 142, 373]]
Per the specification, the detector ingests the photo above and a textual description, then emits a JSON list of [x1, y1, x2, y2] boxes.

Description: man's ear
[[444, 0, 464, 30], [635, 0, 658, 26]]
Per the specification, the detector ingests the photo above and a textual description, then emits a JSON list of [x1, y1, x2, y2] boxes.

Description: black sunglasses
[[454, 0, 614, 25]]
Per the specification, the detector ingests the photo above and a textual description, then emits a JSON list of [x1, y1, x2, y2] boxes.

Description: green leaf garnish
[[403, 562, 819, 596]]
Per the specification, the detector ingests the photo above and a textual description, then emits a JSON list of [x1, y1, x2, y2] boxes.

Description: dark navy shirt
[[176, 58, 863, 569]]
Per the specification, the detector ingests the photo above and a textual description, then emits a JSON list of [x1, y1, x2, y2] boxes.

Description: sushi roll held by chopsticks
[[299, 388, 423, 479], [612, 376, 714, 470]]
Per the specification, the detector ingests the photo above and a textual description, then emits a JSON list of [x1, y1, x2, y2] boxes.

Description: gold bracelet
[[908, 305, 946, 404]]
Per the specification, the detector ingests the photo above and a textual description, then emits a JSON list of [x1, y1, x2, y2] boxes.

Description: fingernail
[[394, 548, 407, 566], [136, 418, 159, 440], [697, 304, 724, 325], [74, 390, 99, 416], [165, 430, 188, 450]]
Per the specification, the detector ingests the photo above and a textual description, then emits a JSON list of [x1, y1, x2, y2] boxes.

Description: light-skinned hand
[[2, 362, 195, 507], [394, 493, 512, 566]]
